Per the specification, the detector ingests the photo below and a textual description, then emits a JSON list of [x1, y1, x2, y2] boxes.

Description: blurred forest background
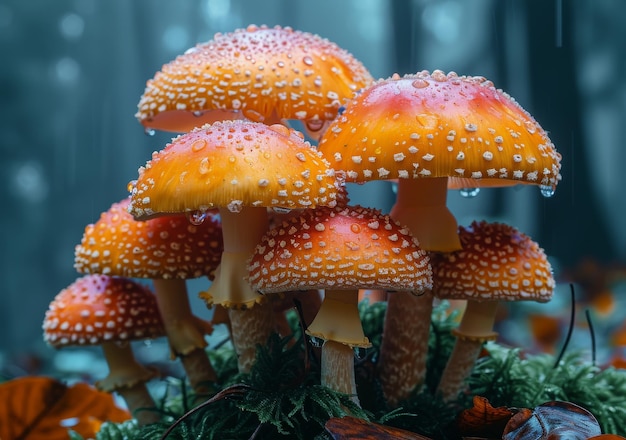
[[1, 0, 625, 375]]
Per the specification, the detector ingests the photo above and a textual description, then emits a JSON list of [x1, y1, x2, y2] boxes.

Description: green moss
[[90, 301, 626, 439]]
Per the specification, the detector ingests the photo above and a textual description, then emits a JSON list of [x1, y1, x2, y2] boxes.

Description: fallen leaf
[[457, 395, 515, 438], [503, 401, 601, 439], [325, 416, 432, 439], [0, 376, 131, 440]]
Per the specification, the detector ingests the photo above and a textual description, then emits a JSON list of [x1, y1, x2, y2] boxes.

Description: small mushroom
[[248, 205, 432, 404], [74, 197, 223, 396], [128, 120, 343, 372], [43, 274, 165, 425], [431, 221, 555, 402], [136, 24, 373, 137]]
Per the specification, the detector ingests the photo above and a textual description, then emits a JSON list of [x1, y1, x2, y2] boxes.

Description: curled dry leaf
[[325, 416, 432, 439], [0, 376, 131, 440], [457, 395, 515, 438], [503, 401, 601, 440]]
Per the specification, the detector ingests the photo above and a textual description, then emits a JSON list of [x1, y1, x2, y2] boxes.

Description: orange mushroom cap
[[430, 221, 555, 302], [43, 274, 165, 347], [318, 70, 562, 192], [247, 205, 433, 293], [136, 24, 374, 133], [74, 197, 223, 280], [128, 120, 343, 220]]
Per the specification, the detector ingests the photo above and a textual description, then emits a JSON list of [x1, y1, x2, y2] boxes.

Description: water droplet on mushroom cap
[[459, 187, 480, 198], [540, 185, 555, 198], [187, 210, 208, 225]]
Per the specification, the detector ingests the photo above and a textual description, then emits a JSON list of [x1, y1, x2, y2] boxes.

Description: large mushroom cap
[[128, 120, 342, 220], [318, 70, 562, 192], [74, 197, 223, 280], [136, 24, 374, 133], [247, 205, 433, 293], [430, 220, 555, 302], [43, 274, 165, 347]]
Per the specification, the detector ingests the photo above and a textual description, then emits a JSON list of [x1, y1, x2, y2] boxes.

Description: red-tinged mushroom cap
[[43, 274, 165, 347], [430, 221, 555, 302], [74, 197, 223, 280], [318, 70, 562, 193], [128, 120, 343, 220], [247, 205, 433, 293], [136, 24, 374, 133]]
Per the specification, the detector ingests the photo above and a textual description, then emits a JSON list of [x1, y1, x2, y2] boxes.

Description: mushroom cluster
[[42, 21, 564, 433]]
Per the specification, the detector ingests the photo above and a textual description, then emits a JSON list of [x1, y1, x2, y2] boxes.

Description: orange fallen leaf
[[0, 376, 131, 440]]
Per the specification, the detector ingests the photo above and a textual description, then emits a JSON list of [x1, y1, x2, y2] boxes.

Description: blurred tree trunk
[[523, 0, 615, 267]]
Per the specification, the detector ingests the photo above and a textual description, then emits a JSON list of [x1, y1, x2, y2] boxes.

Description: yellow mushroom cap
[[136, 24, 374, 133], [430, 220, 555, 302], [74, 198, 223, 280], [43, 274, 165, 347], [128, 120, 342, 220], [318, 70, 562, 192], [247, 205, 433, 293]]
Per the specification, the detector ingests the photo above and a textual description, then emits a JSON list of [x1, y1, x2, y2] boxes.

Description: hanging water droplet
[[272, 206, 291, 214], [390, 181, 398, 195], [539, 185, 555, 198], [187, 210, 208, 225], [127, 180, 137, 193], [193, 110, 203, 117], [308, 335, 324, 348], [459, 187, 480, 198], [305, 119, 325, 133], [143, 339, 152, 347], [144, 127, 156, 136]]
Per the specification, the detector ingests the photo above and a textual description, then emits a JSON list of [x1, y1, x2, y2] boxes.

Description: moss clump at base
[[88, 301, 626, 439]]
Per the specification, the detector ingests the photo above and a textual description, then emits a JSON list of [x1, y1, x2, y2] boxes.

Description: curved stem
[[436, 300, 499, 402], [153, 279, 217, 391], [97, 342, 159, 425]]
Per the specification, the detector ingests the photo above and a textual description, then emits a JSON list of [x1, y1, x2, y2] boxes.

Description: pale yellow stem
[[321, 340, 359, 405], [200, 206, 275, 373], [391, 177, 461, 252], [306, 290, 370, 348], [96, 342, 159, 425], [436, 300, 499, 402]]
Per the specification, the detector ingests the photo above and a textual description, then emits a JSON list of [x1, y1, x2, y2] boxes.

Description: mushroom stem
[[392, 177, 461, 252], [228, 301, 276, 372], [377, 290, 434, 407], [321, 340, 359, 405], [152, 279, 217, 393], [306, 289, 370, 407], [436, 300, 499, 402], [200, 207, 275, 372], [306, 290, 370, 347], [377, 178, 459, 406], [97, 342, 160, 425]]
